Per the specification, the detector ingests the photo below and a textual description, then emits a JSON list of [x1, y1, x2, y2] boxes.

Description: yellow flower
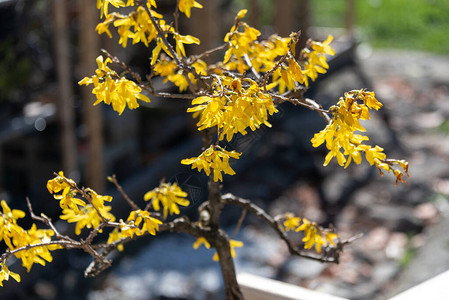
[[118, 219, 141, 238], [107, 228, 126, 251], [288, 58, 305, 84], [96, 13, 115, 38], [127, 210, 162, 235], [213, 239, 243, 261], [304, 52, 328, 81], [283, 213, 301, 232], [0, 264, 21, 287], [311, 90, 408, 183], [154, 59, 178, 77], [174, 33, 200, 57], [294, 218, 339, 253], [325, 232, 338, 246], [311, 35, 336, 56], [178, 0, 203, 18], [193, 237, 211, 249], [53, 186, 86, 215], [1, 200, 25, 224], [296, 218, 324, 253], [46, 171, 73, 194], [47, 172, 86, 214], [181, 145, 241, 182], [144, 182, 189, 219], [167, 72, 190, 92]]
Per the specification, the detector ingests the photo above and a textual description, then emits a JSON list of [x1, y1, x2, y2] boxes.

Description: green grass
[[311, 0, 449, 54]]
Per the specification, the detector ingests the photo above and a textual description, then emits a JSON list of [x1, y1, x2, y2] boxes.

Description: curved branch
[[222, 193, 347, 264]]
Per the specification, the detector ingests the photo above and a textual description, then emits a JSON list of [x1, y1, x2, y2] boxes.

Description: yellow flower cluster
[[122, 209, 163, 237], [78, 55, 150, 115], [183, 76, 278, 181], [182, 145, 241, 182], [104, 182, 188, 250], [0, 200, 62, 278], [283, 213, 338, 253], [0, 200, 26, 250], [48, 173, 116, 235], [144, 182, 190, 219], [222, 10, 291, 75], [188, 77, 278, 141], [51, 173, 190, 253], [304, 35, 335, 82], [223, 10, 261, 64], [152, 56, 206, 92], [96, 2, 200, 62], [192, 236, 244, 261], [14, 225, 61, 272], [60, 190, 115, 235], [311, 89, 409, 184], [271, 35, 335, 93]]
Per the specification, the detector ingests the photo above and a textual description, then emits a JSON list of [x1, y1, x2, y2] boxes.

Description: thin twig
[[174, 0, 180, 33], [243, 53, 261, 81], [102, 49, 143, 84], [26, 197, 75, 242], [189, 43, 228, 63], [110, 174, 140, 211], [261, 53, 288, 91], [272, 94, 331, 123], [231, 209, 247, 239]]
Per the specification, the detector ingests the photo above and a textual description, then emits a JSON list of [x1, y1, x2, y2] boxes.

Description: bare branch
[[1, 240, 78, 264], [272, 94, 332, 123], [109, 175, 141, 211], [230, 209, 247, 239], [189, 43, 228, 63], [243, 53, 261, 81], [26, 197, 76, 243]]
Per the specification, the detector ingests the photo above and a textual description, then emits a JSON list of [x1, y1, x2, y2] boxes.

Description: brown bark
[[78, 0, 105, 191], [206, 180, 244, 299], [214, 229, 244, 300]]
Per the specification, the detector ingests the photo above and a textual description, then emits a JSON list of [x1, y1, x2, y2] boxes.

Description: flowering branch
[[222, 193, 351, 263]]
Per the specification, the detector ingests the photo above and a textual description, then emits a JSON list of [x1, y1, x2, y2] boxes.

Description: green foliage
[[312, 0, 449, 53]]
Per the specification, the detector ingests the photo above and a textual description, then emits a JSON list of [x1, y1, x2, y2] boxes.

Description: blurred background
[[1, 0, 449, 299]]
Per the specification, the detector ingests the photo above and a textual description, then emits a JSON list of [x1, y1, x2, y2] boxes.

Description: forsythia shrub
[[0, 1, 408, 298]]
